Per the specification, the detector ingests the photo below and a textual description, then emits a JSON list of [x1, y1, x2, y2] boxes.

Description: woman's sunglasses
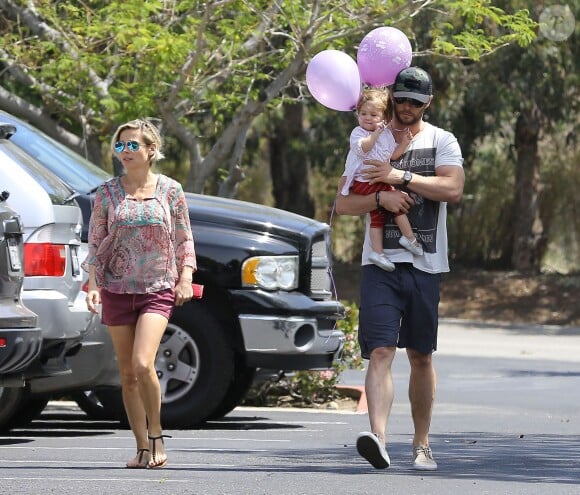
[[393, 97, 426, 108], [114, 140, 145, 153]]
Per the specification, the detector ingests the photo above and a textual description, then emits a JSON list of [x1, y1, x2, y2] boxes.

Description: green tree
[[432, 2, 579, 271], [0, 0, 535, 204]]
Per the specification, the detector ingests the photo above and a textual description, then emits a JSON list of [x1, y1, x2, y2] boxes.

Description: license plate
[[7, 237, 21, 271]]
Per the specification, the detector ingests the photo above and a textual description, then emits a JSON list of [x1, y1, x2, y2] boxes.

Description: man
[[335, 66, 464, 471]]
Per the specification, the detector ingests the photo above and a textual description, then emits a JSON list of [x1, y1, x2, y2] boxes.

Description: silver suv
[[0, 192, 42, 377], [0, 193, 44, 429], [0, 123, 117, 430]]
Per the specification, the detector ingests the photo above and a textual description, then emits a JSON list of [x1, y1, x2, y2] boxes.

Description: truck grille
[[310, 237, 333, 300]]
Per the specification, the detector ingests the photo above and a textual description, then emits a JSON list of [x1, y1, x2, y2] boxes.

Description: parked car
[[0, 123, 118, 431], [0, 191, 42, 377], [0, 110, 110, 243], [0, 192, 44, 429], [0, 111, 345, 428]]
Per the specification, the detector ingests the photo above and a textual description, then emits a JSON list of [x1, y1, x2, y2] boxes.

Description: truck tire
[[207, 362, 256, 420], [158, 304, 235, 428]]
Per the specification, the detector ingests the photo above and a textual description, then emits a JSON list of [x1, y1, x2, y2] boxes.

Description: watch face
[[404, 171, 412, 180]]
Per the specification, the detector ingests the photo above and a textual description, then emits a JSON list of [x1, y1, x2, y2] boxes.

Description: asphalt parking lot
[[2, 320, 580, 495]]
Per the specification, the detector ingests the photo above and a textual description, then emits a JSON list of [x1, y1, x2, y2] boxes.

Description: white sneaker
[[368, 252, 395, 272], [412, 445, 437, 471], [399, 236, 424, 256], [356, 432, 390, 469]]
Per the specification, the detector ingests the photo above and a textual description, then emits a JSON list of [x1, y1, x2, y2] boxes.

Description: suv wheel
[[0, 387, 49, 431], [72, 389, 126, 423], [72, 390, 110, 419]]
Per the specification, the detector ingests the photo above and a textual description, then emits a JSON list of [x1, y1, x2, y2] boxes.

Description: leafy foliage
[[426, 2, 536, 59], [4, 1, 571, 271], [0, 0, 536, 194]]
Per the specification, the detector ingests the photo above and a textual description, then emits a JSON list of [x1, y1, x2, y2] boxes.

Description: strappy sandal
[[126, 448, 150, 469], [148, 434, 172, 469]]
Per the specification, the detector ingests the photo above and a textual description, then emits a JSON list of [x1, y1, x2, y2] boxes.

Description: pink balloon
[[306, 50, 361, 111], [357, 27, 412, 87]]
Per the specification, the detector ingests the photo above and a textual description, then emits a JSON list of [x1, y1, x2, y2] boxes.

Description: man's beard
[[393, 107, 424, 126]]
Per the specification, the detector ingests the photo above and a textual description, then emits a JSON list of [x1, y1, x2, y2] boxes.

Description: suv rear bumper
[[29, 318, 120, 394], [0, 327, 42, 374], [21, 289, 93, 379], [22, 289, 91, 342]]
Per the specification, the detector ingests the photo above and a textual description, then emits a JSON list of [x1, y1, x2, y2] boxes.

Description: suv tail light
[[24, 243, 66, 276]]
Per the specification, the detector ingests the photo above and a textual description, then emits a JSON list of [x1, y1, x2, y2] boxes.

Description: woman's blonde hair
[[356, 88, 392, 122], [110, 118, 165, 163]]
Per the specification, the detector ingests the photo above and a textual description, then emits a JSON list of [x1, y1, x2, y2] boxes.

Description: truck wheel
[[158, 304, 235, 428], [207, 362, 256, 420]]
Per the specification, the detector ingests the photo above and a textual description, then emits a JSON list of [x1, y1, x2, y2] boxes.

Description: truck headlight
[[241, 256, 299, 290]]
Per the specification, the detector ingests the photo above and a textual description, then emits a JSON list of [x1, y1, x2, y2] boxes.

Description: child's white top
[[340, 126, 396, 196]]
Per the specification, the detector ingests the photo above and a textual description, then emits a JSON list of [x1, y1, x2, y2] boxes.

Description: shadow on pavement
[[204, 416, 303, 431], [134, 432, 579, 486], [191, 432, 579, 485], [428, 432, 580, 485], [1, 408, 303, 440]]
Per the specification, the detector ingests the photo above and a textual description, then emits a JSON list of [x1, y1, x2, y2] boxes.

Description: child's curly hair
[[356, 88, 392, 122]]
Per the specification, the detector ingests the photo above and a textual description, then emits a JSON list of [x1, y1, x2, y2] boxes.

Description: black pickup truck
[[93, 192, 346, 427], [0, 111, 346, 428]]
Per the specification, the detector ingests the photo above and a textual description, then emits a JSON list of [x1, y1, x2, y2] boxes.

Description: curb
[[336, 385, 368, 413]]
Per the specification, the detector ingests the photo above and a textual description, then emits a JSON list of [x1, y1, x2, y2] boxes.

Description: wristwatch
[[402, 170, 413, 187]]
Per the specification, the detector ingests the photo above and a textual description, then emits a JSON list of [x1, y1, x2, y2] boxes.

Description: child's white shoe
[[399, 236, 424, 256], [368, 252, 395, 272]]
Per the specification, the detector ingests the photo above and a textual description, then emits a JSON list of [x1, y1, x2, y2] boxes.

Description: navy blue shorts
[[358, 263, 440, 358]]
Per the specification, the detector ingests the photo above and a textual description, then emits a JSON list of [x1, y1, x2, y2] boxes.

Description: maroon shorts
[[100, 288, 175, 326], [351, 180, 399, 228]]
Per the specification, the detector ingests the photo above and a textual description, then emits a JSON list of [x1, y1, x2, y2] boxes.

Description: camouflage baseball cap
[[392, 67, 433, 103]]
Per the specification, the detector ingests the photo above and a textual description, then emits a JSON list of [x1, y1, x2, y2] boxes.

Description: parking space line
[[0, 477, 219, 483]]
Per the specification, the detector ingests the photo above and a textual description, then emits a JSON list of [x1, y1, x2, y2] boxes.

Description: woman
[[84, 118, 196, 469]]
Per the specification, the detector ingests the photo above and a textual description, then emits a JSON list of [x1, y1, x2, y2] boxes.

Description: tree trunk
[[512, 106, 546, 271], [269, 101, 314, 217]]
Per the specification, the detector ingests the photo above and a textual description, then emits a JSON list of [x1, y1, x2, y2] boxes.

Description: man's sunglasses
[[393, 97, 426, 108], [114, 140, 145, 153]]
